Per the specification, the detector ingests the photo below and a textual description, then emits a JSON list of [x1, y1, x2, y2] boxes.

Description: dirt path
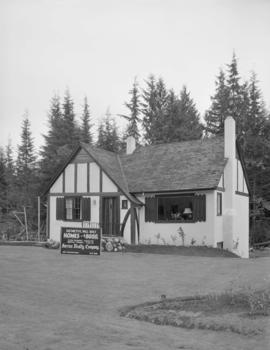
[[0, 247, 269, 350]]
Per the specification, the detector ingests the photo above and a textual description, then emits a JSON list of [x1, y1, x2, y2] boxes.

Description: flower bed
[[101, 237, 126, 252]]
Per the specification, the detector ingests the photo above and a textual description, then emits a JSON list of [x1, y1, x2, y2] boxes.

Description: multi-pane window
[[65, 197, 81, 220], [145, 194, 206, 223], [157, 196, 194, 221], [56, 197, 91, 221]]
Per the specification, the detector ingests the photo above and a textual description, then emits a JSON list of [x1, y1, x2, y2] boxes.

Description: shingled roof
[[44, 136, 227, 199], [120, 136, 226, 193]]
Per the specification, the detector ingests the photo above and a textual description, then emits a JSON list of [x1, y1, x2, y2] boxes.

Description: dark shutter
[[82, 197, 91, 220], [56, 197, 65, 220], [193, 194, 206, 222], [145, 197, 156, 222]]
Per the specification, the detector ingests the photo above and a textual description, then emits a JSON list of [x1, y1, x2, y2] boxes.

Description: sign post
[[61, 227, 101, 255]]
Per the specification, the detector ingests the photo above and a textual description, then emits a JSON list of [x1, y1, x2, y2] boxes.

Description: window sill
[[155, 220, 196, 224]]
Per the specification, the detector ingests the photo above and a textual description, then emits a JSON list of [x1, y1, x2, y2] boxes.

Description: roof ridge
[[120, 135, 224, 157]]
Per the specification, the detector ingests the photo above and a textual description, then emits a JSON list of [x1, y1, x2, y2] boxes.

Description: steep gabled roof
[[80, 143, 141, 204], [43, 136, 227, 200], [120, 136, 226, 193]]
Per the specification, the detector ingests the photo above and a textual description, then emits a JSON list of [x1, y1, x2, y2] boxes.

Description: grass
[[0, 246, 270, 350], [120, 289, 270, 336]]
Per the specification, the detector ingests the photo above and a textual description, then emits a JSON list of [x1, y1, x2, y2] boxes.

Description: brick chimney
[[126, 136, 136, 155]]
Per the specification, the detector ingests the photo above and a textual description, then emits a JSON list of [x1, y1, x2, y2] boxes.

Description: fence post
[[38, 196, 41, 241], [24, 206, 29, 241]]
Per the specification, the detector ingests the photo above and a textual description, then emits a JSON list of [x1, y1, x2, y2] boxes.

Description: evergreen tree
[[119, 78, 141, 141], [16, 113, 37, 207], [173, 86, 203, 141], [204, 69, 230, 135], [141, 75, 158, 144], [0, 147, 7, 210], [141, 75, 168, 144], [4, 140, 16, 210], [40, 94, 65, 186], [62, 89, 80, 146], [80, 96, 93, 144], [152, 78, 168, 143], [96, 113, 121, 152]]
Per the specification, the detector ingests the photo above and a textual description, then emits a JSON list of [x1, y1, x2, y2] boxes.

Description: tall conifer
[[119, 78, 141, 141]]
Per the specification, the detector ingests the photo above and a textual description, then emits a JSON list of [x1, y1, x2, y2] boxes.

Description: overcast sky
[[1, 0, 270, 153]]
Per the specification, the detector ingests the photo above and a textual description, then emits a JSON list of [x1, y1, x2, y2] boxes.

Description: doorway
[[102, 197, 120, 236]]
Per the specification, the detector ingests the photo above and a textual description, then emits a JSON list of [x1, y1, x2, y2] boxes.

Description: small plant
[[177, 226, 185, 246], [170, 234, 177, 245], [160, 237, 167, 245], [190, 238, 196, 246], [233, 237, 239, 250], [155, 233, 161, 244], [201, 236, 207, 246], [245, 288, 270, 316]]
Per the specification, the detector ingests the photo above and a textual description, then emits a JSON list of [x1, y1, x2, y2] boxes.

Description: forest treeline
[[0, 54, 270, 242]]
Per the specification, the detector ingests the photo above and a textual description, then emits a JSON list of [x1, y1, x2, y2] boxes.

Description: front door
[[102, 197, 120, 236]]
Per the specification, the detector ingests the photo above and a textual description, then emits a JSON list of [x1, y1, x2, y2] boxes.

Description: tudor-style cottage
[[44, 116, 250, 258]]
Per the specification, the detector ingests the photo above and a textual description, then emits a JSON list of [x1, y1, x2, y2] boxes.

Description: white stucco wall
[[102, 172, 118, 192], [65, 164, 75, 192], [77, 163, 87, 192], [137, 192, 215, 246], [91, 196, 100, 224], [234, 194, 249, 258], [50, 174, 63, 193], [213, 191, 224, 245], [90, 162, 100, 192]]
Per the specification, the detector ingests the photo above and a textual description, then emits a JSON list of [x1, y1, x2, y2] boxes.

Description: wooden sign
[[61, 227, 101, 255]]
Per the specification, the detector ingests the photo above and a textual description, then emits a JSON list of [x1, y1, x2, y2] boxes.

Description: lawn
[[0, 246, 269, 350]]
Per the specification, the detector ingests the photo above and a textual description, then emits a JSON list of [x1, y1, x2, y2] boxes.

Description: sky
[[1, 0, 270, 153]]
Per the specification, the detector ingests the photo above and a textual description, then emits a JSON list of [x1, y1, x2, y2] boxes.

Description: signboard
[[61, 227, 101, 255]]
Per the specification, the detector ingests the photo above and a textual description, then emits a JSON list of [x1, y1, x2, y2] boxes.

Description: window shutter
[[145, 197, 156, 222], [193, 194, 206, 222], [82, 197, 91, 221], [56, 197, 65, 220]]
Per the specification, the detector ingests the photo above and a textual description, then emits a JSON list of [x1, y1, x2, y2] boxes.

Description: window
[[145, 194, 206, 223], [157, 195, 194, 221], [122, 199, 128, 209], [217, 192, 222, 216], [56, 197, 91, 221], [65, 197, 81, 220]]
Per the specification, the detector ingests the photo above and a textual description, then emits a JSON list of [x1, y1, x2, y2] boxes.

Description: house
[[43, 116, 250, 258]]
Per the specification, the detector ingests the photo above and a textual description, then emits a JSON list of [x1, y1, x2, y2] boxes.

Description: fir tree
[[80, 96, 93, 144], [0, 147, 7, 210], [62, 89, 80, 146], [152, 78, 168, 143], [204, 69, 230, 135], [4, 140, 16, 210], [141, 75, 158, 144], [16, 113, 37, 207], [173, 86, 203, 141], [96, 113, 121, 152], [119, 78, 141, 141]]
